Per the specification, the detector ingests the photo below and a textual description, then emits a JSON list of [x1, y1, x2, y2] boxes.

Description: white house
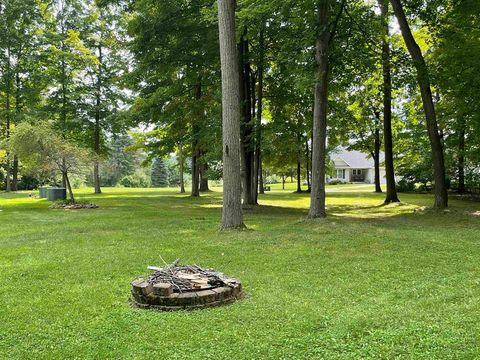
[[327, 147, 387, 184]]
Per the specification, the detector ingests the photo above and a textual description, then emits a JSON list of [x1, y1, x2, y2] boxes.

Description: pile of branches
[[147, 259, 238, 293], [50, 203, 99, 209]]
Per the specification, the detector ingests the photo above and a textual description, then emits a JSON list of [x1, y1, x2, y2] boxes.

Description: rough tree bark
[[218, 0, 244, 229], [390, 0, 448, 208], [308, 0, 330, 219], [379, 0, 399, 203]]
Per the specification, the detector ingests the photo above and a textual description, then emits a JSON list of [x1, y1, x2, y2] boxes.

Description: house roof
[[331, 147, 384, 169]]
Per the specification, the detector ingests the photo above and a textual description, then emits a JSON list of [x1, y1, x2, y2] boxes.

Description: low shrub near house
[[329, 180, 348, 185]]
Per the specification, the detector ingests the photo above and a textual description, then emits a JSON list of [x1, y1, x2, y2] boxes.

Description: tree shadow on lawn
[[246, 203, 417, 221]]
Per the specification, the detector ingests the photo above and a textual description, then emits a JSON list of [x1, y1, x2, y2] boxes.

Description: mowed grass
[[1, 185, 480, 359]]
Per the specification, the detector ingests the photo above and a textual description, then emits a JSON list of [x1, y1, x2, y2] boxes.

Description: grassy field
[[1, 185, 480, 359]]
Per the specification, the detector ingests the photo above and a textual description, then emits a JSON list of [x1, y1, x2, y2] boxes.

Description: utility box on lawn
[[46, 187, 67, 201], [39, 187, 48, 198]]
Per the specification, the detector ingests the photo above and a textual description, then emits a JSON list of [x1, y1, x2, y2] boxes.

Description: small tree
[[151, 158, 169, 188], [9, 122, 91, 202]]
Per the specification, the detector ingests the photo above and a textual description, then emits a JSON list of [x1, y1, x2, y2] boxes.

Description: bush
[[119, 173, 150, 188], [329, 180, 347, 185], [396, 179, 416, 193], [17, 175, 40, 191]]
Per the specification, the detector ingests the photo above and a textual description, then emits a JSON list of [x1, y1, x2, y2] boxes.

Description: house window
[[353, 169, 362, 176], [336, 169, 345, 179]]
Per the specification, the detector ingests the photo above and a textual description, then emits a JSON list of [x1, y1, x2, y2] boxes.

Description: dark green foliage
[[151, 158, 169, 188], [119, 173, 150, 188], [396, 178, 416, 193]]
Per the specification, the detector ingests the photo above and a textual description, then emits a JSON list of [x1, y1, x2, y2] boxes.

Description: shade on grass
[[1, 186, 479, 358]]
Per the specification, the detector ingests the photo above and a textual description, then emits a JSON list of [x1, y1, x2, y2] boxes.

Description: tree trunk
[[12, 156, 18, 191], [306, 139, 311, 192], [282, 175, 285, 190], [12, 72, 21, 192], [64, 172, 75, 202], [179, 142, 185, 193], [379, 0, 399, 203], [191, 148, 200, 197], [374, 124, 382, 193], [199, 160, 209, 192], [390, 0, 447, 208], [239, 29, 256, 205], [93, 45, 103, 194], [5, 46, 12, 192], [259, 161, 264, 194], [458, 119, 466, 194], [308, 0, 329, 219], [218, 0, 244, 229], [296, 158, 302, 193], [253, 27, 265, 204], [191, 82, 202, 198]]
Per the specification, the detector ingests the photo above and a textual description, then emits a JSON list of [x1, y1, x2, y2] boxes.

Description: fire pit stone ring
[[131, 262, 244, 311]]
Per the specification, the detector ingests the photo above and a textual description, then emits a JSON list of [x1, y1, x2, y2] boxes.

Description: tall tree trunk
[[191, 82, 202, 198], [259, 161, 264, 194], [253, 26, 265, 204], [239, 30, 256, 205], [306, 139, 311, 192], [12, 157, 18, 191], [390, 0, 447, 208], [61, 55, 67, 189], [12, 72, 21, 191], [308, 0, 329, 219], [93, 45, 103, 194], [458, 119, 466, 194], [282, 175, 285, 190], [373, 116, 382, 193], [5, 46, 12, 192], [178, 142, 185, 193], [191, 148, 200, 197], [296, 158, 302, 193], [218, 0, 244, 229], [379, 0, 399, 203], [199, 161, 209, 192]]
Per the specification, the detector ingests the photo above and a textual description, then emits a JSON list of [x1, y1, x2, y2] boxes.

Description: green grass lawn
[[1, 186, 480, 359]]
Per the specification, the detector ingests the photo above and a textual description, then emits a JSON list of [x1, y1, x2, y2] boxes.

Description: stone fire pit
[[131, 260, 243, 311]]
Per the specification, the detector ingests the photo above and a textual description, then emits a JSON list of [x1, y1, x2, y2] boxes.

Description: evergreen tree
[[151, 158, 169, 188]]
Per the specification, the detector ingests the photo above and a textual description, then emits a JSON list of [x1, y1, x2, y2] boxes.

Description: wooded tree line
[[1, 0, 479, 228]]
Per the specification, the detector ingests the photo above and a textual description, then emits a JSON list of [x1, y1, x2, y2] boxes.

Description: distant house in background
[[327, 147, 386, 184]]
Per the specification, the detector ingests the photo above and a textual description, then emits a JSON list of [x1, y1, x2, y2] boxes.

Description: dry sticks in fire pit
[[147, 260, 234, 292], [131, 259, 243, 311]]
